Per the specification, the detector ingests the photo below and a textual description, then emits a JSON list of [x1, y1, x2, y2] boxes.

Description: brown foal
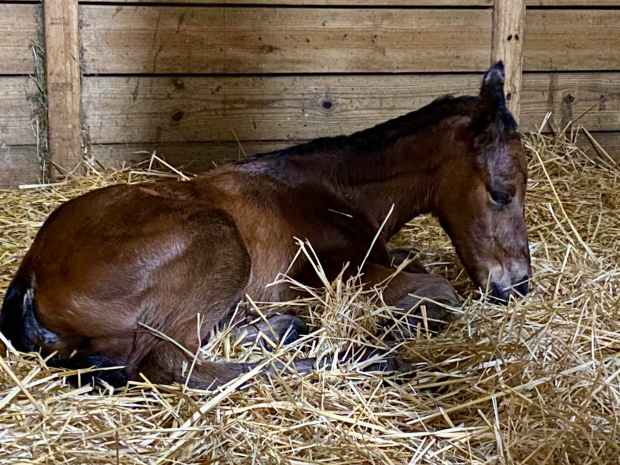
[[1, 62, 530, 388]]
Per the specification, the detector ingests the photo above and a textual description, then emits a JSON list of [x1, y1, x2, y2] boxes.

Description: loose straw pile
[[0, 133, 618, 464]]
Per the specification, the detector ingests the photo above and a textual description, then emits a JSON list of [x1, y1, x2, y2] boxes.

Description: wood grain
[[80, 7, 492, 74], [527, 1, 620, 5], [0, 145, 40, 188], [492, 0, 525, 120], [44, 0, 82, 176], [525, 10, 620, 71], [0, 77, 37, 146], [82, 73, 620, 144], [89, 141, 299, 171], [79, 6, 620, 74], [81, 1, 620, 6], [82, 1, 493, 5], [0, 4, 38, 75], [578, 132, 620, 163]]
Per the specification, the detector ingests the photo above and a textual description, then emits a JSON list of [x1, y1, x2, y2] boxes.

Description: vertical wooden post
[[491, 0, 525, 122], [44, 0, 82, 177]]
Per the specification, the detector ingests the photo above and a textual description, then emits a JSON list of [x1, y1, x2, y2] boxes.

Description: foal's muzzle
[[489, 274, 530, 304]]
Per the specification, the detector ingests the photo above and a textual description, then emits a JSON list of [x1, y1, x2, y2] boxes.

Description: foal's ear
[[473, 61, 517, 134], [480, 61, 506, 110]]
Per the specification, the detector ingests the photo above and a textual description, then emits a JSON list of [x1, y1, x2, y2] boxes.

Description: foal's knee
[[410, 274, 460, 306], [383, 274, 461, 338]]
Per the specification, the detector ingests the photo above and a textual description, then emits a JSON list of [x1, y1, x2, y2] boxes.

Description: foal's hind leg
[[364, 264, 460, 338], [138, 308, 408, 388], [138, 337, 318, 389], [139, 342, 410, 389]]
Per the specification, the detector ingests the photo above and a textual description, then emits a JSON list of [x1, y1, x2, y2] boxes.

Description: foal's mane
[[239, 95, 479, 164]]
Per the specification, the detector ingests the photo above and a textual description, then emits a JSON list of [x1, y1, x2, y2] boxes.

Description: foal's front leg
[[230, 312, 307, 349], [363, 264, 460, 338]]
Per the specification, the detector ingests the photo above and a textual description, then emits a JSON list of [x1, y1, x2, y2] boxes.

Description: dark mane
[[238, 95, 479, 164]]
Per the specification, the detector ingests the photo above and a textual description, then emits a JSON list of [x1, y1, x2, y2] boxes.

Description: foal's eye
[[489, 189, 512, 206]]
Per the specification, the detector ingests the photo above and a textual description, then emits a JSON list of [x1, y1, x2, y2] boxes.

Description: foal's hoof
[[242, 313, 307, 349], [350, 348, 414, 374], [377, 356, 414, 373], [278, 315, 308, 346], [388, 247, 427, 273]]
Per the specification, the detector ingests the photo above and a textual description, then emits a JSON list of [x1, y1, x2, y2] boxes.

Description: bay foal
[[1, 62, 530, 388]]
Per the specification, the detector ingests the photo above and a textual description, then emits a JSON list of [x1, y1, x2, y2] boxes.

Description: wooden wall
[[0, 2, 41, 186], [1, 1, 619, 186]]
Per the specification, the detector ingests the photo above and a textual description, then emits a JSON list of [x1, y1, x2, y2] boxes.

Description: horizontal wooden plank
[[0, 145, 40, 188], [81, 1, 620, 6], [82, 73, 620, 145], [528, 1, 620, 5], [525, 10, 620, 71], [82, 74, 480, 143], [89, 141, 298, 173], [0, 77, 38, 146], [80, 7, 492, 74], [80, 6, 620, 74], [522, 73, 620, 132], [0, 4, 38, 74], [82, 1, 493, 5]]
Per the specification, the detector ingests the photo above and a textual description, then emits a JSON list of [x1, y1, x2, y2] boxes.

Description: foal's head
[[435, 62, 530, 302]]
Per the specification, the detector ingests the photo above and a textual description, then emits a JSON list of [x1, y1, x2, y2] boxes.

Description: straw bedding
[[0, 132, 618, 464]]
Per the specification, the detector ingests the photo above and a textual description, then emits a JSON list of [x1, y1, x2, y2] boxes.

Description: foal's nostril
[[513, 275, 530, 297], [489, 282, 510, 305]]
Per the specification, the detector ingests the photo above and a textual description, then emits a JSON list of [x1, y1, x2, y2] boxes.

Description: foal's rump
[[0, 183, 252, 386]]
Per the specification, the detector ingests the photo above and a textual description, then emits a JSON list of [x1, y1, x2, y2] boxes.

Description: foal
[[1, 62, 530, 388]]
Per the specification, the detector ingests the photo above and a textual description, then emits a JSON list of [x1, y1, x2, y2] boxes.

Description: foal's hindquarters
[[4, 183, 259, 387]]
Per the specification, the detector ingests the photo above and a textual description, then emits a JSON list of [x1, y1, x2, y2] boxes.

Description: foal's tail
[[0, 272, 59, 353], [1, 273, 31, 351]]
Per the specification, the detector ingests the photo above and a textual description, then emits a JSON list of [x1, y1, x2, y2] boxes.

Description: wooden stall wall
[[0, 1, 619, 186], [0, 1, 41, 186], [80, 2, 494, 170], [79, 0, 620, 173]]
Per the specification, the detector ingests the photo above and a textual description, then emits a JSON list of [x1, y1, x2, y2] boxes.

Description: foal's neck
[[333, 126, 453, 240], [239, 97, 473, 240]]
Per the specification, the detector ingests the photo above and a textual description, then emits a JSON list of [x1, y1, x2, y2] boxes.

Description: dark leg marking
[[49, 353, 129, 389]]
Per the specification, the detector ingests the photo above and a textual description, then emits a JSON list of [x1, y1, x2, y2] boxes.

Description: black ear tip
[[484, 61, 506, 85]]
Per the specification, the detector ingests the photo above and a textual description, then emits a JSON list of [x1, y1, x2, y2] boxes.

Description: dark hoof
[[349, 348, 414, 374], [388, 247, 427, 273], [234, 313, 308, 349], [49, 354, 129, 389], [378, 356, 414, 373], [280, 317, 308, 346]]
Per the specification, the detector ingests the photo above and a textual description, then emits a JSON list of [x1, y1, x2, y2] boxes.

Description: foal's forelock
[[482, 137, 525, 191]]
